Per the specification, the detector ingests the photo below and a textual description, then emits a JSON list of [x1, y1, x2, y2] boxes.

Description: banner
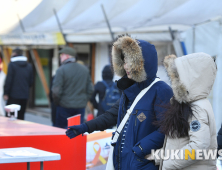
[[0, 32, 65, 45], [86, 130, 114, 169]]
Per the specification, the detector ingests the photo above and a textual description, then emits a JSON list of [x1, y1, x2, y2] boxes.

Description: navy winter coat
[[111, 36, 173, 170], [4, 56, 33, 99]]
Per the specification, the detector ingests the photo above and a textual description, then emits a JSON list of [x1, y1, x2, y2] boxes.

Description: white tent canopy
[[0, 0, 220, 42]]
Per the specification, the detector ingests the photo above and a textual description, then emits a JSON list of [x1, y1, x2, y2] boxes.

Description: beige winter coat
[[156, 53, 217, 170]]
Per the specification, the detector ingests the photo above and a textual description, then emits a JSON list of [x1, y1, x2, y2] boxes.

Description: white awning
[[1, 0, 222, 42]]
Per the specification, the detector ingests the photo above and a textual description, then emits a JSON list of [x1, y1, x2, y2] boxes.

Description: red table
[[0, 115, 86, 170]]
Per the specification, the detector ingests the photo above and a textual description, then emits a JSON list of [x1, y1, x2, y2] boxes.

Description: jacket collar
[[11, 56, 27, 62], [124, 77, 156, 102], [62, 58, 76, 65]]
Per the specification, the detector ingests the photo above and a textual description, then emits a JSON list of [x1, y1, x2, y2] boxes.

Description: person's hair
[[12, 48, 23, 56], [156, 97, 194, 138]]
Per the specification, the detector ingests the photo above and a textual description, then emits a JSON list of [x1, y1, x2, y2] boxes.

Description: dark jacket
[[86, 99, 120, 132], [52, 58, 93, 108], [4, 56, 33, 99], [87, 36, 173, 170], [218, 124, 222, 157], [90, 65, 114, 116], [49, 76, 56, 125]]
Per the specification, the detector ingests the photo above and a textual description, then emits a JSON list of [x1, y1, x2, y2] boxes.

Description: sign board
[[0, 32, 65, 45], [86, 130, 114, 170]]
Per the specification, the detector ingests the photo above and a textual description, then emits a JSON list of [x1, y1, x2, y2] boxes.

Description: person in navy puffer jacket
[[66, 35, 173, 170]]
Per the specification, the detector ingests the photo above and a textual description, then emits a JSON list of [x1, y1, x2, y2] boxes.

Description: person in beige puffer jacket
[[152, 52, 217, 170]]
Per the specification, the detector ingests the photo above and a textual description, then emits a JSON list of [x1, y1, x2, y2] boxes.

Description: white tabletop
[[0, 147, 61, 164]]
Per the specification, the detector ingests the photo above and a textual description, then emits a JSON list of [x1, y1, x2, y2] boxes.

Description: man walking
[[52, 46, 93, 128], [4, 48, 33, 120]]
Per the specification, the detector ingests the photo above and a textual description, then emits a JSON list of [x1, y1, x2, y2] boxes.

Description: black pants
[[6, 97, 28, 120], [51, 101, 57, 126]]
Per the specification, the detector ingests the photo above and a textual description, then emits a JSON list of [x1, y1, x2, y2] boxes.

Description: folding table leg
[[27, 162, 30, 170], [40, 161, 44, 170]]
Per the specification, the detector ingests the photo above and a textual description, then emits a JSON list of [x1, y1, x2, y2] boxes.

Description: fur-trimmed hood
[[112, 35, 157, 83], [164, 52, 217, 103]]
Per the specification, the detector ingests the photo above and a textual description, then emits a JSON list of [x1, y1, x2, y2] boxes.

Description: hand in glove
[[66, 123, 89, 139], [145, 154, 154, 160]]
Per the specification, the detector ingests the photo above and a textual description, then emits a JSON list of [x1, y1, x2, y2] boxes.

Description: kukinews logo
[[151, 149, 221, 160]]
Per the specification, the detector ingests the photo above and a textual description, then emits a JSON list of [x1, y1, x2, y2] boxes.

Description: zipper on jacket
[[118, 93, 126, 170], [134, 110, 138, 126], [121, 94, 125, 121]]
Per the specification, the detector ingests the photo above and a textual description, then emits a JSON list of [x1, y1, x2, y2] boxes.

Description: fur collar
[[112, 35, 147, 82], [164, 55, 188, 103]]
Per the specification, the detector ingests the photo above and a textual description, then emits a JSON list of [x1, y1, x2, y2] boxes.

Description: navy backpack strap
[[102, 80, 110, 88]]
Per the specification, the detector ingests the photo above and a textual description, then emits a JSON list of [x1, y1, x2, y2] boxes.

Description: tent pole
[[169, 27, 183, 57], [17, 13, 25, 33], [53, 9, 67, 45], [168, 27, 175, 40], [101, 4, 114, 41], [192, 25, 196, 53]]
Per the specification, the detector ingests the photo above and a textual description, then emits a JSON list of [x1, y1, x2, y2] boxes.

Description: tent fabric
[[15, 0, 193, 33], [0, 0, 42, 34], [181, 21, 221, 56], [1, 0, 222, 42], [143, 0, 222, 27], [10, 0, 70, 33], [28, 0, 100, 33]]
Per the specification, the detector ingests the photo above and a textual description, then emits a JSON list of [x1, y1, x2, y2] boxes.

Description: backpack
[[101, 81, 121, 111]]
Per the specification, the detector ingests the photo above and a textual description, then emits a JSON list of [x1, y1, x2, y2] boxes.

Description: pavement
[[24, 107, 52, 126]]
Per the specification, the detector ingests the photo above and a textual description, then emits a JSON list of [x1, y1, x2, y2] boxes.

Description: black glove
[[66, 123, 89, 139]]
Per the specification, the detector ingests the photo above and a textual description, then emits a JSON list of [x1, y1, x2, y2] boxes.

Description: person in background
[[52, 46, 93, 128], [0, 58, 6, 116], [4, 48, 33, 120], [90, 65, 120, 117], [66, 35, 173, 170]]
